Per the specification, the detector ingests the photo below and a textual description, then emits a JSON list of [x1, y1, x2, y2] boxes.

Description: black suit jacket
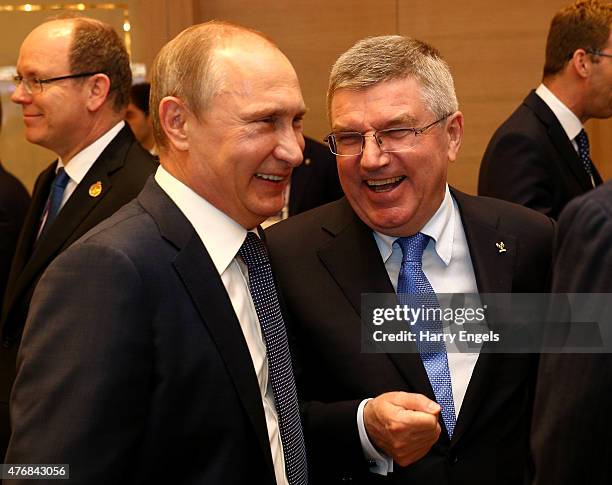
[[0, 125, 157, 457], [532, 181, 612, 485], [0, 164, 30, 305], [5, 178, 278, 484], [266, 191, 554, 484], [288, 137, 343, 216], [478, 90, 602, 219]]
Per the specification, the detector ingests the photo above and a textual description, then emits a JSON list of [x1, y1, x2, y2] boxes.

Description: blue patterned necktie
[[575, 129, 595, 187], [396, 233, 456, 437], [39, 167, 69, 238], [238, 232, 308, 485]]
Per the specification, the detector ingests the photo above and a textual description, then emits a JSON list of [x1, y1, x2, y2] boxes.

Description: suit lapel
[[316, 200, 435, 400], [7, 127, 132, 315], [139, 179, 276, 476], [523, 91, 600, 190], [450, 189, 517, 443]]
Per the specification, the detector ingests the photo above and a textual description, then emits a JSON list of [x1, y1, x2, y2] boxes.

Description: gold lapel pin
[[495, 242, 507, 253], [89, 181, 102, 198], [304, 157, 311, 166]]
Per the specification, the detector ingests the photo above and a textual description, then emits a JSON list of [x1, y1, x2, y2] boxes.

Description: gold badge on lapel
[[304, 157, 311, 166], [89, 181, 102, 198], [495, 242, 507, 253]]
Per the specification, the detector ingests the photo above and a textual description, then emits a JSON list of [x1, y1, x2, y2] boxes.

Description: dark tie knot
[[238, 231, 269, 267], [53, 168, 70, 190], [576, 129, 590, 153], [396, 233, 430, 263]]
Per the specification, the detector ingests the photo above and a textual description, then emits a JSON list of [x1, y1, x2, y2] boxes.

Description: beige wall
[[1, 0, 610, 193]]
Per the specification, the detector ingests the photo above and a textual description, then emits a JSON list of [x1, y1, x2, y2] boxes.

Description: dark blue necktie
[[575, 129, 595, 187], [39, 167, 69, 238], [396, 233, 456, 436], [238, 232, 308, 485]]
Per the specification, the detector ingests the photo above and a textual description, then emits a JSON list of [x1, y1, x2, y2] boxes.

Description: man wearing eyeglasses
[[266, 36, 555, 484], [479, 0, 612, 220], [0, 17, 156, 457]]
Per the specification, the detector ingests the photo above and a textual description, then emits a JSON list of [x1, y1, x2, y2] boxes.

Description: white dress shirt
[[154, 165, 288, 485], [535, 84, 594, 187], [37, 121, 125, 237], [535, 83, 583, 152], [358, 185, 480, 475]]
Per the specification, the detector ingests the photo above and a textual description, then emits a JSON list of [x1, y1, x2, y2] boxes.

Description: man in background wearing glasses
[[0, 17, 156, 457], [479, 0, 612, 220], [266, 36, 554, 484]]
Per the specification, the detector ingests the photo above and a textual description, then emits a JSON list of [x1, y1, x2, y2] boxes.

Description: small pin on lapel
[[89, 181, 102, 198], [304, 157, 311, 166], [495, 242, 507, 253]]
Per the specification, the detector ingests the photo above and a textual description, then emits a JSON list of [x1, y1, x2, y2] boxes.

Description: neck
[[543, 75, 588, 123], [60, 115, 123, 164]]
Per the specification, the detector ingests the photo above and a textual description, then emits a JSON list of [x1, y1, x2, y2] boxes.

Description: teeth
[[366, 176, 405, 187], [256, 173, 284, 182]]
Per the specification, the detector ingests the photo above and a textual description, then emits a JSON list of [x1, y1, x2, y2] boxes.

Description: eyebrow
[[332, 112, 421, 133], [245, 105, 308, 120]]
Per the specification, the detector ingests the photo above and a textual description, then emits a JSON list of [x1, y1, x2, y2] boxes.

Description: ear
[[568, 49, 592, 79], [84, 73, 111, 112], [158, 96, 190, 152], [445, 111, 464, 163]]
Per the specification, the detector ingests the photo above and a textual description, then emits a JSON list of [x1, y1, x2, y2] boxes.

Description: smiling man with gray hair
[[266, 35, 554, 484]]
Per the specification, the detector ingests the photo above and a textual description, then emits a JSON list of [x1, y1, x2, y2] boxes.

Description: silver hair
[[327, 35, 458, 119]]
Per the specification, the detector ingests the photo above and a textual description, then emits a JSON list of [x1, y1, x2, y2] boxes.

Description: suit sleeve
[[479, 131, 556, 217], [5, 242, 153, 485], [531, 190, 612, 485]]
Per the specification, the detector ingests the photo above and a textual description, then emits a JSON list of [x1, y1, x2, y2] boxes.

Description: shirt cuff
[[357, 398, 394, 475]]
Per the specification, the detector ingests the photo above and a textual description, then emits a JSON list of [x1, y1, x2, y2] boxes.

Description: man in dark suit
[[531, 180, 612, 484], [478, 0, 612, 219], [267, 35, 555, 484], [0, 98, 31, 305], [0, 18, 156, 457], [288, 136, 343, 216], [262, 136, 342, 227], [5, 21, 307, 485], [0, 163, 29, 305]]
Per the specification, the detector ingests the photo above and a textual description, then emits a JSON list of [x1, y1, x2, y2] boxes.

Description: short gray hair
[[327, 35, 458, 119]]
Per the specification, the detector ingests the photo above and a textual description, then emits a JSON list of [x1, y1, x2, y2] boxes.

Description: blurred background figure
[[478, 0, 612, 219], [262, 136, 343, 227], [126, 82, 157, 155], [289, 136, 343, 215], [0, 100, 30, 305]]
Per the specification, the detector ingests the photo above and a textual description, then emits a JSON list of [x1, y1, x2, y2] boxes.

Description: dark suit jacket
[[0, 164, 30, 306], [5, 178, 278, 485], [266, 191, 554, 484], [288, 137, 343, 216], [478, 90, 602, 220], [532, 181, 612, 485], [0, 125, 157, 457]]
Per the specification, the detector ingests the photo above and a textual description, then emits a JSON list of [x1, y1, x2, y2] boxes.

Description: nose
[[11, 82, 31, 105], [360, 133, 389, 171], [276, 127, 304, 167]]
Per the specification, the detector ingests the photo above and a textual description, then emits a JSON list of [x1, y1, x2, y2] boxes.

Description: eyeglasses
[[13, 72, 101, 95], [586, 49, 612, 59], [324, 114, 451, 156]]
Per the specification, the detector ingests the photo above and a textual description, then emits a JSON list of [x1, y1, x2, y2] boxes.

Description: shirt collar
[[535, 83, 583, 140], [374, 184, 455, 266], [57, 121, 125, 183], [155, 165, 248, 275]]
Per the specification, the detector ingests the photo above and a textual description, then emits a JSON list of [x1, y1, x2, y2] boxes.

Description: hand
[[364, 391, 441, 467]]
